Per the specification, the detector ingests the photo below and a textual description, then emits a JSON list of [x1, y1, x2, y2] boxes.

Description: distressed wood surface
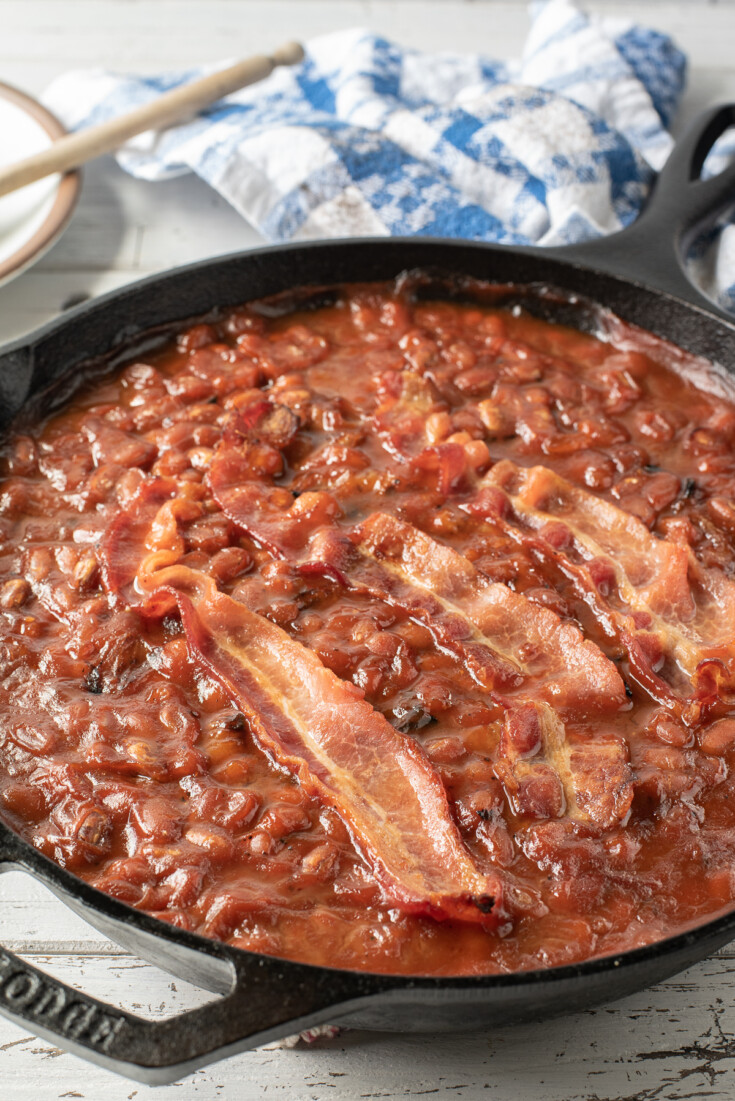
[[2, 1, 735, 1096]]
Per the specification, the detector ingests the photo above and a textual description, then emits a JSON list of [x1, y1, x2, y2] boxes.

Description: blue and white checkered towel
[[44, 0, 735, 312]]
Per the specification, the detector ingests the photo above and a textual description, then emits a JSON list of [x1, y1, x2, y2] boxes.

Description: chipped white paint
[[2, 1, 735, 1096]]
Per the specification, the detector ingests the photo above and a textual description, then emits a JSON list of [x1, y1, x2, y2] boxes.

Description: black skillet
[[0, 105, 735, 1086]]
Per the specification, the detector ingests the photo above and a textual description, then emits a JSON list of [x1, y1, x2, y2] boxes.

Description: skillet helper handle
[[0, 945, 342, 1085], [557, 103, 735, 319], [0, 837, 343, 1084]]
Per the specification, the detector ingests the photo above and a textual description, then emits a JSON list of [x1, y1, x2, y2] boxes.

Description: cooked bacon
[[480, 463, 735, 703], [102, 473, 631, 910], [233, 400, 300, 448], [207, 465, 625, 716], [565, 733, 634, 828], [100, 476, 202, 603], [175, 571, 506, 924], [373, 372, 488, 492], [373, 372, 444, 460], [207, 405, 340, 558], [495, 704, 566, 821], [100, 483, 509, 926], [470, 492, 681, 708], [354, 513, 626, 717], [205, 477, 630, 827], [497, 703, 632, 830], [346, 515, 630, 827]]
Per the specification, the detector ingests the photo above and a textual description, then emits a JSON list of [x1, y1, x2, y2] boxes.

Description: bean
[[245, 830, 275, 856], [72, 553, 99, 592], [258, 803, 311, 840], [425, 412, 452, 443], [424, 736, 467, 764], [700, 719, 735, 756], [177, 324, 218, 352], [166, 374, 214, 402], [185, 826, 236, 863], [707, 496, 735, 536], [209, 546, 252, 584], [1, 782, 46, 820], [300, 842, 340, 881], [213, 758, 251, 785], [454, 366, 497, 396], [0, 578, 31, 609], [5, 436, 37, 476], [76, 809, 112, 850]]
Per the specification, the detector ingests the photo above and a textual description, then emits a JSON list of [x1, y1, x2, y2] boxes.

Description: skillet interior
[[2, 237, 735, 1082]]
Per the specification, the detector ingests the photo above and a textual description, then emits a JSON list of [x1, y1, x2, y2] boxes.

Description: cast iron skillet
[[0, 105, 735, 1085]]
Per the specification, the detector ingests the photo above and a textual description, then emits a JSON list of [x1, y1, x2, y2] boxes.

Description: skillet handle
[[0, 841, 348, 1084], [0, 942, 344, 1085], [554, 103, 735, 320]]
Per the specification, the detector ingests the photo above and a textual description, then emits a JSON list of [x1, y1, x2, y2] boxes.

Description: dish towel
[[44, 0, 735, 312]]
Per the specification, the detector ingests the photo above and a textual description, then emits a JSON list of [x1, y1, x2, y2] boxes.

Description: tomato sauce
[[2, 278, 735, 976]]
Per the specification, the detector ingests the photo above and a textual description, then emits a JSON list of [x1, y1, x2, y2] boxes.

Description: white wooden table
[[2, 2, 735, 1096]]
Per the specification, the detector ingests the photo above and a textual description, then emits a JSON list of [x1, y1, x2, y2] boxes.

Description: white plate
[[0, 82, 80, 286]]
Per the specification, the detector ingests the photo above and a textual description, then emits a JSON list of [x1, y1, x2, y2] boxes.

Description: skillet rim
[[2, 233, 735, 1013], [5, 812, 735, 992], [4, 231, 735, 366]]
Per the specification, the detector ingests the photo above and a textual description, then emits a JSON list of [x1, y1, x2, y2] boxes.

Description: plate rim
[[0, 79, 81, 285]]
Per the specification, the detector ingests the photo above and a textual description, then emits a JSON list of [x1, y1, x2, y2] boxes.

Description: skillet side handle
[[0, 842, 348, 1085], [0, 943, 345, 1085], [554, 103, 735, 319]]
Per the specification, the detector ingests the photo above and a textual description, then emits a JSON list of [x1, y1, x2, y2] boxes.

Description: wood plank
[[0, 872, 129, 954]]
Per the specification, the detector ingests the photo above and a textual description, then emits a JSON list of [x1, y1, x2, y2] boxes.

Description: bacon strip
[[353, 513, 627, 717], [100, 479, 508, 926], [494, 703, 566, 822], [208, 457, 631, 824], [373, 372, 444, 461], [209, 442, 631, 826], [175, 572, 505, 924], [100, 477, 201, 603], [350, 515, 631, 828], [496, 703, 632, 830], [465, 489, 679, 707], [481, 462, 735, 698], [210, 446, 626, 713], [207, 403, 341, 559], [464, 499, 677, 704]]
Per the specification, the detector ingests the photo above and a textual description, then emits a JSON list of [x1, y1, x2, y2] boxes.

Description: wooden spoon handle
[[0, 41, 305, 199]]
